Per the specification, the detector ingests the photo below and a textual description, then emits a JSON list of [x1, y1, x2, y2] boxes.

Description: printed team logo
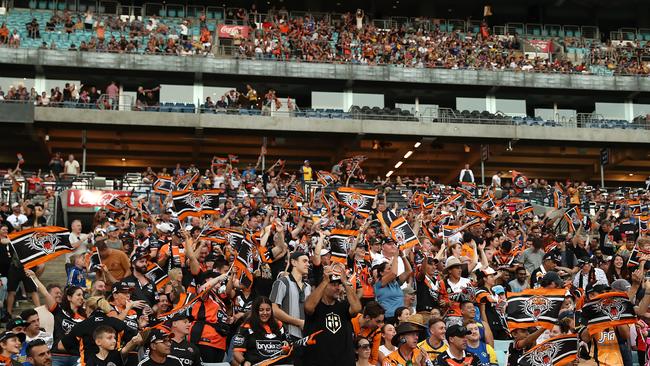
[[28, 232, 60, 254], [183, 193, 210, 209], [523, 295, 552, 321], [325, 312, 342, 334], [178, 175, 193, 187], [600, 297, 627, 320], [392, 227, 407, 246], [255, 340, 283, 357], [344, 193, 366, 210], [514, 175, 529, 189], [522, 342, 558, 366]]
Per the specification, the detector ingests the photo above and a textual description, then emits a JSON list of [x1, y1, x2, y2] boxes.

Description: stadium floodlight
[[394, 161, 403, 168], [404, 151, 413, 159], [414, 142, 421, 148], [386, 170, 394, 177]]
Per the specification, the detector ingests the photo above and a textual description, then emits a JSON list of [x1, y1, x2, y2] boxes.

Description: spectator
[[232, 297, 285, 365], [418, 317, 448, 362], [63, 154, 80, 176], [0, 330, 26, 366], [303, 264, 361, 366], [269, 251, 311, 343], [507, 266, 529, 293], [26, 339, 52, 366], [458, 164, 475, 184], [0, 23, 9, 44], [19, 309, 53, 348], [66, 255, 87, 289], [94, 237, 131, 282]]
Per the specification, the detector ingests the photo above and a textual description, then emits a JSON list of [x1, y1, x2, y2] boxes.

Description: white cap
[[320, 248, 330, 256], [11, 202, 19, 208], [156, 222, 175, 234], [371, 257, 389, 268]]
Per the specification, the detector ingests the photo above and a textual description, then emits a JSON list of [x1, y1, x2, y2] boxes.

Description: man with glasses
[[139, 329, 182, 366], [26, 339, 52, 366]]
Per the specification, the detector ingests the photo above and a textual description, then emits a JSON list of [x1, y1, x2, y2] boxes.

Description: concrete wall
[[3, 49, 649, 92], [33, 108, 650, 144], [595, 102, 627, 120], [160, 84, 194, 104]]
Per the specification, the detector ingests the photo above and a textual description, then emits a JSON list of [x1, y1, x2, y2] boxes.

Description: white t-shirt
[[7, 213, 27, 230], [66, 232, 89, 261], [64, 160, 80, 175], [491, 174, 501, 187], [447, 277, 472, 293]]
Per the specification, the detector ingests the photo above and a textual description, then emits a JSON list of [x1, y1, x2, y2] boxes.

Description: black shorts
[[7, 265, 36, 293]]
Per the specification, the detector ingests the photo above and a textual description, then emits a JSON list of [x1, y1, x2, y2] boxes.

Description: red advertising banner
[[528, 39, 552, 53], [67, 190, 131, 208], [217, 24, 250, 39]]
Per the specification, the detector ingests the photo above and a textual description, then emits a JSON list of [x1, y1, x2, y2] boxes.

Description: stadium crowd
[[0, 148, 647, 366], [1, 7, 650, 74]]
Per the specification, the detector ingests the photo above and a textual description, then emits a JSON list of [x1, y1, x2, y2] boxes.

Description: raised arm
[[25, 270, 56, 309]]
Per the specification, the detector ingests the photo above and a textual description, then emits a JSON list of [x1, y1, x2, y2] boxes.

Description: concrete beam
[[5, 48, 650, 92], [34, 108, 650, 145]]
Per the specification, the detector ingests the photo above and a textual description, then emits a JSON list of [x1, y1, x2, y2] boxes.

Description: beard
[[135, 264, 148, 274]]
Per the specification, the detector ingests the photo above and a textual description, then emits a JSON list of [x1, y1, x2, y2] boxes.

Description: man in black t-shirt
[[165, 314, 202, 366], [121, 247, 157, 306], [303, 264, 362, 366], [137, 330, 183, 366]]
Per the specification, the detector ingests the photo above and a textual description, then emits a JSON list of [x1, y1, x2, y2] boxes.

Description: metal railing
[[2, 97, 646, 131]]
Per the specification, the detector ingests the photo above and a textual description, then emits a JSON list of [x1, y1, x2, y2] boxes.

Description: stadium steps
[[13, 254, 68, 316]]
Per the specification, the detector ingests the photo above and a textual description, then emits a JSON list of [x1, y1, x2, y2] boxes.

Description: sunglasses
[[357, 344, 371, 349]]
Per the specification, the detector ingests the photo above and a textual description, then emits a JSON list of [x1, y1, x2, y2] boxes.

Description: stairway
[[13, 255, 69, 316]]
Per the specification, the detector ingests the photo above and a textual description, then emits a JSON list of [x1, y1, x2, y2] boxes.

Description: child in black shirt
[[87, 325, 142, 366]]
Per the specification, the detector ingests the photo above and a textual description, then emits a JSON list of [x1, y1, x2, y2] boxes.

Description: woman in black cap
[[232, 296, 286, 366]]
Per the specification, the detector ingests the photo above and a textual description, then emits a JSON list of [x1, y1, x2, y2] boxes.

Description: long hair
[[85, 296, 111, 314], [247, 296, 280, 336], [61, 285, 86, 318], [606, 254, 629, 283]]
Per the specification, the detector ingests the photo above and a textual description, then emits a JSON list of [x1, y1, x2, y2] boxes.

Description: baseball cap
[[320, 248, 330, 256], [611, 279, 632, 292], [130, 247, 150, 262], [586, 283, 611, 295], [543, 251, 560, 263], [111, 280, 134, 294], [492, 285, 506, 295], [541, 271, 564, 288], [0, 331, 25, 343], [446, 325, 471, 339], [107, 225, 118, 232], [156, 222, 175, 234], [402, 286, 416, 295], [11, 202, 19, 209], [146, 328, 171, 346], [6, 318, 27, 331], [289, 251, 308, 261], [164, 312, 194, 328]]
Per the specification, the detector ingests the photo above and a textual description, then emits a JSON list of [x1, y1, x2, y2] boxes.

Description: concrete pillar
[[193, 81, 204, 110], [486, 94, 497, 114], [343, 90, 353, 111], [553, 102, 558, 121], [34, 73, 46, 95], [624, 99, 634, 122]]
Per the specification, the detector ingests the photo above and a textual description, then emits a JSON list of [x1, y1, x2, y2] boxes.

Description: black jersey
[[435, 349, 482, 366], [136, 355, 183, 366], [303, 300, 355, 366], [232, 321, 286, 364], [50, 303, 85, 355], [169, 339, 202, 366]]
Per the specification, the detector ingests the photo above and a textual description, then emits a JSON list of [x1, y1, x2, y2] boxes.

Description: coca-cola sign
[[67, 190, 131, 208], [217, 24, 250, 39]]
